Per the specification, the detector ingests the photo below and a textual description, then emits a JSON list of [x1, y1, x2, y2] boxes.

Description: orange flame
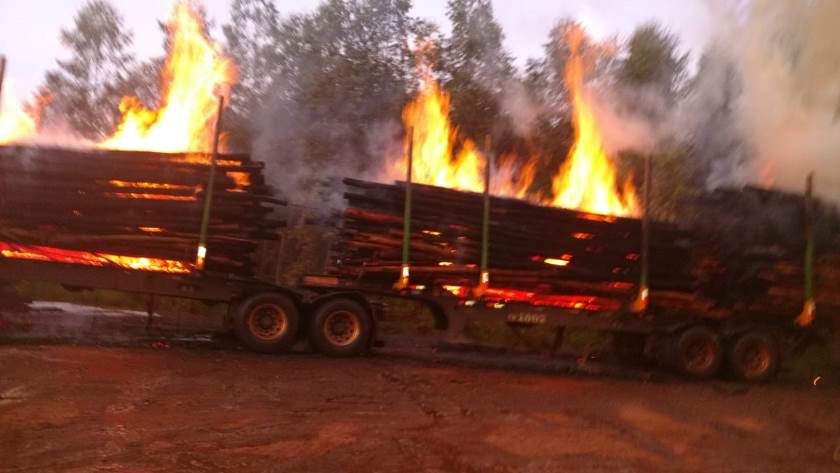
[[0, 241, 191, 274], [0, 83, 42, 144], [389, 69, 533, 197], [548, 29, 638, 216], [389, 32, 638, 217], [99, 1, 236, 153], [396, 72, 484, 192]]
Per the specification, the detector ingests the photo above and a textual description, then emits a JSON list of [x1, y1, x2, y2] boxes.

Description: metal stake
[[477, 136, 492, 295], [396, 128, 413, 290], [797, 172, 816, 327], [0, 56, 6, 114], [631, 154, 652, 313], [196, 96, 225, 270]]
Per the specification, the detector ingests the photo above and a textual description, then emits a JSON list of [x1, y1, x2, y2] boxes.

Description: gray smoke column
[[732, 0, 840, 200]]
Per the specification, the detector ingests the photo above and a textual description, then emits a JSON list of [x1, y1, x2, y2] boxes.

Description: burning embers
[[388, 30, 638, 217], [0, 241, 192, 274]]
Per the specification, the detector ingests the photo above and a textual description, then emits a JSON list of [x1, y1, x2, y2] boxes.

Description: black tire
[[233, 293, 299, 353], [672, 326, 723, 379], [309, 299, 372, 357], [612, 332, 648, 364], [728, 331, 780, 382]]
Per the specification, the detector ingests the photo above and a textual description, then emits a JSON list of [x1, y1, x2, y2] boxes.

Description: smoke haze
[[722, 0, 840, 200]]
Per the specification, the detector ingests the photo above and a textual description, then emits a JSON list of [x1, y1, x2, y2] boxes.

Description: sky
[[0, 0, 714, 98]]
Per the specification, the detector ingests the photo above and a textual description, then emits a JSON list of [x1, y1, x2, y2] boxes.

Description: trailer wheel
[[673, 326, 723, 378], [234, 293, 299, 353], [729, 331, 780, 382], [309, 299, 372, 357]]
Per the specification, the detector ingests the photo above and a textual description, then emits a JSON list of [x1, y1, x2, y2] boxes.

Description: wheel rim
[[323, 310, 361, 347], [247, 303, 288, 341], [683, 337, 716, 372], [738, 340, 771, 376]]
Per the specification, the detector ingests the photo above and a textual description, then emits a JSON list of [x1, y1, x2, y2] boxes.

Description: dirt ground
[[1, 302, 839, 472]]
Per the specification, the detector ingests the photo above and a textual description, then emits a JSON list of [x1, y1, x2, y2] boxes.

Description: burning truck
[[0, 2, 837, 381]]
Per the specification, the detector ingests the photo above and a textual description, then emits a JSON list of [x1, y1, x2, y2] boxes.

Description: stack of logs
[[686, 186, 840, 318], [0, 145, 284, 276], [334, 178, 840, 320], [333, 178, 703, 309]]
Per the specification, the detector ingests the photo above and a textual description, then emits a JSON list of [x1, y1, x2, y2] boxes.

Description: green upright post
[[797, 173, 816, 327], [478, 138, 492, 294], [0, 56, 6, 113], [396, 129, 413, 289], [196, 96, 225, 270], [631, 154, 652, 313]]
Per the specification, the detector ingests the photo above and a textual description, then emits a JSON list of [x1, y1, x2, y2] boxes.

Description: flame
[[548, 29, 638, 216], [107, 179, 199, 201], [389, 31, 637, 217], [0, 83, 42, 144], [99, 1, 235, 153], [0, 241, 191, 274], [396, 72, 485, 192]]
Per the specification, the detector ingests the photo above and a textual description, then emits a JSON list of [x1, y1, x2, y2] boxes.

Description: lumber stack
[[332, 178, 700, 303], [333, 178, 840, 320], [684, 186, 840, 318], [0, 145, 284, 276]]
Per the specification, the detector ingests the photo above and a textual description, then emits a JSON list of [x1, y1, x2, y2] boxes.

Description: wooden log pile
[[685, 186, 840, 319], [332, 178, 702, 306], [0, 145, 284, 276], [333, 178, 840, 320]]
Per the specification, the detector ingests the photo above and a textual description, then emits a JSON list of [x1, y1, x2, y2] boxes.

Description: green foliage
[[615, 23, 689, 117], [41, 0, 135, 139], [442, 0, 514, 142], [256, 0, 419, 178], [222, 0, 283, 148]]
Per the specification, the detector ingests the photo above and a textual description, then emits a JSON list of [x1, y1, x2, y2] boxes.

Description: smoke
[[699, 0, 840, 201], [588, 86, 659, 157], [252, 79, 404, 215], [738, 0, 840, 200], [499, 79, 541, 137]]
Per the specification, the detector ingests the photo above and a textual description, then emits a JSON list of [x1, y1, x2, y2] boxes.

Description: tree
[[257, 0, 421, 188], [525, 19, 619, 113], [41, 0, 135, 139], [615, 23, 688, 118], [222, 0, 283, 146], [515, 20, 620, 197], [441, 0, 514, 143], [683, 45, 744, 186]]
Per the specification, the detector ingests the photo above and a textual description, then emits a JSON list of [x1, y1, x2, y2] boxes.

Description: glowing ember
[[440, 284, 620, 311], [543, 257, 571, 267], [99, 1, 236, 153], [108, 192, 197, 201], [0, 241, 192, 274], [548, 29, 638, 216], [107, 179, 199, 201], [108, 180, 197, 191]]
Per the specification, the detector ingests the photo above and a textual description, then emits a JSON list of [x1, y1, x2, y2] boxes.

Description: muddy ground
[[1, 303, 839, 472]]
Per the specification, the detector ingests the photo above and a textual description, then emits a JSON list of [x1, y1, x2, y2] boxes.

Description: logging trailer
[[0, 99, 826, 384], [0, 144, 825, 383]]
